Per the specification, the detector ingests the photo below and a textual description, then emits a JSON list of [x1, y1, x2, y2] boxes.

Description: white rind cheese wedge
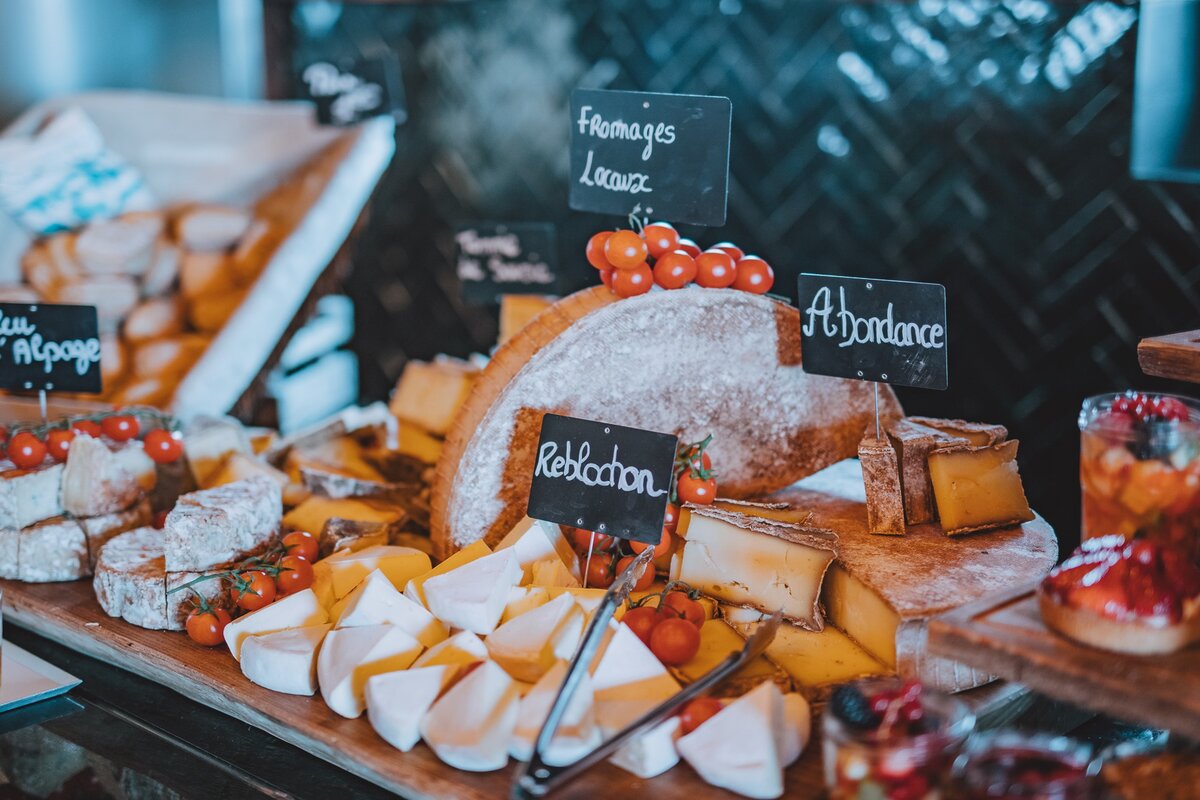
[[334, 569, 446, 648], [421, 660, 522, 772], [325, 545, 432, 600], [413, 630, 489, 669], [589, 622, 680, 734], [495, 517, 581, 583], [509, 660, 600, 765], [240, 623, 331, 696], [485, 594, 584, 683], [366, 665, 456, 752], [404, 540, 491, 607], [310, 559, 336, 609], [609, 717, 681, 779], [421, 549, 523, 635], [224, 589, 327, 661], [318, 624, 424, 719], [779, 693, 812, 767], [501, 586, 550, 624], [529, 557, 580, 589]]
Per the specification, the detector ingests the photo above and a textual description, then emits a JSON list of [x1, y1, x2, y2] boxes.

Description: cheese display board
[[927, 584, 1200, 740], [0, 577, 825, 800]]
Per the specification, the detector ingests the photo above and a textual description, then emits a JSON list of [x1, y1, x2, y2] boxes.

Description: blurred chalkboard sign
[[527, 414, 678, 545], [301, 54, 406, 126], [0, 303, 102, 393], [456, 223, 558, 304], [569, 89, 731, 226], [797, 274, 948, 391]]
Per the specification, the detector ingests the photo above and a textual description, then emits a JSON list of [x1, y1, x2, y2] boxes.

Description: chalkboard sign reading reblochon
[[797, 274, 948, 391], [456, 223, 558, 304], [0, 303, 102, 393], [569, 89, 731, 226], [527, 414, 678, 546]]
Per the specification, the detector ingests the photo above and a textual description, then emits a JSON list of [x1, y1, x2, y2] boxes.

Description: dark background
[[270, 0, 1200, 549]]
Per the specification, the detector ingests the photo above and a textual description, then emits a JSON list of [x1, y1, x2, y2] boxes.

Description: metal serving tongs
[[511, 546, 782, 798]]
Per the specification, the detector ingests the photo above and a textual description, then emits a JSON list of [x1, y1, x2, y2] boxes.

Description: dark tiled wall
[[280, 0, 1200, 545]]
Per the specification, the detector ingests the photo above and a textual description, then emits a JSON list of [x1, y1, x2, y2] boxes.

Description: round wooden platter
[[432, 285, 902, 559]]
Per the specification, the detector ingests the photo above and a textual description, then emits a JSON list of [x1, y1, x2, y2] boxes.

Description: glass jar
[[1078, 392, 1200, 559], [952, 731, 1100, 800], [823, 678, 975, 800]]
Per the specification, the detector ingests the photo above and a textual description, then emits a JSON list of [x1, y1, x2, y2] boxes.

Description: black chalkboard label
[[527, 414, 678, 545], [797, 274, 948, 391], [301, 54, 406, 126], [0, 303, 102, 393], [456, 223, 558, 304], [569, 89, 731, 226]]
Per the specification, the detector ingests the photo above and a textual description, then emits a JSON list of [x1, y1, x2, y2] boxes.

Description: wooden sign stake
[[38, 389, 48, 425], [873, 381, 881, 439]]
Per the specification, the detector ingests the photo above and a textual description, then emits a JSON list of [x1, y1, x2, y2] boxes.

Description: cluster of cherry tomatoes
[[1, 412, 184, 470], [586, 223, 774, 299], [621, 584, 707, 668], [183, 529, 319, 646]]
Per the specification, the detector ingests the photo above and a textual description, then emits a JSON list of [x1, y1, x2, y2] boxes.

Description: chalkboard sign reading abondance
[[527, 414, 679, 546], [569, 89, 731, 227], [456, 223, 558, 304], [797, 274, 949, 391], [0, 303, 102, 393]]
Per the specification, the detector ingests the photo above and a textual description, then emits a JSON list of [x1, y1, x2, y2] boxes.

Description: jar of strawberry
[[1078, 392, 1200, 560]]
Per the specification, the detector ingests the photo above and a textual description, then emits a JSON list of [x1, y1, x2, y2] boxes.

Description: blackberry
[[831, 685, 880, 729]]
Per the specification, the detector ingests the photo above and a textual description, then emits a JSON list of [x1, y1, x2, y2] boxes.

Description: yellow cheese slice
[[928, 440, 1034, 535], [404, 539, 491, 607]]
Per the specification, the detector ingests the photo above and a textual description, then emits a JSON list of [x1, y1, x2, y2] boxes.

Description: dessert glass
[[823, 678, 975, 800], [1079, 393, 1200, 559], [952, 730, 1100, 799]]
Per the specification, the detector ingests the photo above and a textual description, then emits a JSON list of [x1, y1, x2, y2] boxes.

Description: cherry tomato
[[688, 452, 713, 472], [616, 555, 656, 591], [630, 525, 673, 559], [283, 530, 319, 562], [8, 432, 46, 469], [677, 473, 717, 505], [650, 616, 701, 665], [586, 231, 614, 270], [276, 555, 315, 595], [186, 607, 232, 647], [641, 222, 680, 259], [0, 425, 8, 450], [235, 570, 277, 612], [676, 238, 702, 258], [143, 429, 184, 464], [622, 605, 662, 647], [604, 230, 648, 270], [152, 510, 169, 529], [679, 697, 725, 734], [662, 591, 707, 628], [611, 263, 653, 298], [733, 256, 774, 294], [662, 503, 681, 534], [652, 251, 697, 290], [585, 556, 615, 589], [712, 242, 744, 262], [568, 527, 614, 554], [695, 250, 737, 289], [70, 419, 103, 438], [46, 429, 75, 462], [599, 268, 614, 289], [102, 414, 140, 442]]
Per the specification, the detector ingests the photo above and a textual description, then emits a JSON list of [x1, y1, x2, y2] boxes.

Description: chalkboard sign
[[797, 274, 948, 391], [569, 89, 731, 227], [527, 414, 678, 545], [0, 303, 102, 393], [456, 223, 558, 304], [301, 54, 406, 126]]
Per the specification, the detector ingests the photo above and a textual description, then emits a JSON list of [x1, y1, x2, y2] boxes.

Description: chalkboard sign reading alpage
[[527, 414, 678, 546], [569, 89, 731, 227], [456, 223, 557, 304], [797, 274, 948, 391], [0, 303, 102, 393]]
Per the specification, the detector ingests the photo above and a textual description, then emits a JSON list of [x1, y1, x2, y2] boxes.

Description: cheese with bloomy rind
[[404, 539, 491, 608], [0, 463, 64, 530], [240, 623, 331, 696], [590, 622, 680, 734], [366, 665, 457, 752], [909, 416, 1006, 447], [0, 527, 18, 579], [334, 568, 446, 647], [19, 517, 89, 582], [509, 659, 600, 766], [61, 435, 145, 517], [323, 545, 431, 599], [674, 505, 838, 630], [412, 630, 489, 669], [885, 417, 961, 525], [668, 618, 791, 696], [94, 527, 170, 630], [164, 477, 281, 572], [858, 433, 905, 536], [420, 659, 522, 772], [928, 440, 1034, 535], [166, 567, 228, 630], [421, 549, 523, 635], [485, 593, 584, 683], [496, 516, 580, 584], [223, 588, 327, 660], [610, 717, 681, 779], [318, 624, 424, 719], [78, 498, 152, 567]]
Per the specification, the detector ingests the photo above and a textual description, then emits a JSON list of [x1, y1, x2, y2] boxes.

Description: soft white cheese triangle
[[778, 693, 811, 767], [325, 545, 432, 599], [310, 559, 336, 609], [502, 586, 551, 624], [421, 660, 522, 772], [509, 659, 600, 765], [496, 517, 581, 584], [334, 569, 447, 647], [412, 630, 489, 669], [529, 557, 581, 588], [422, 549, 523, 635], [485, 594, 584, 683], [609, 716, 681, 779], [366, 665, 456, 752], [404, 539, 492, 607], [240, 623, 331, 696], [676, 681, 788, 800], [589, 622, 680, 734], [224, 589, 328, 661], [317, 624, 424, 718]]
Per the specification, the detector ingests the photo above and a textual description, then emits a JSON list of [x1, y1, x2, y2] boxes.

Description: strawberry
[[1160, 546, 1200, 599], [1125, 562, 1180, 620], [1066, 560, 1132, 619]]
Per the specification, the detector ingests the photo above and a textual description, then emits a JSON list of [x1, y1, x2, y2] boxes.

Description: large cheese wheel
[[432, 286, 902, 558]]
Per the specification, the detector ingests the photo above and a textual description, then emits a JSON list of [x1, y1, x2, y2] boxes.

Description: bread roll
[[99, 334, 128, 389], [44, 232, 82, 277], [176, 206, 251, 252], [180, 251, 236, 299], [131, 334, 209, 380], [142, 241, 180, 297], [187, 290, 244, 333], [123, 297, 184, 343], [75, 214, 162, 276], [50, 275, 139, 334], [0, 283, 40, 303], [230, 219, 280, 284], [111, 376, 173, 408]]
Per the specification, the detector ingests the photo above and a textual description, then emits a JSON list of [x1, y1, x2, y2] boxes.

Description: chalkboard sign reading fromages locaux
[[0, 303, 102, 393], [569, 89, 732, 226], [527, 414, 679, 546], [797, 274, 948, 391]]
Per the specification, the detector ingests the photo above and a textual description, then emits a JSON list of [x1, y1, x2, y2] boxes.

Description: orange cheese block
[[928, 440, 1034, 535], [499, 294, 556, 344]]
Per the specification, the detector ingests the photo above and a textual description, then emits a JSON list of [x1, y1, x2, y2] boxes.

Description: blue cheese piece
[[78, 498, 153, 568], [0, 463, 65, 530], [18, 517, 89, 582]]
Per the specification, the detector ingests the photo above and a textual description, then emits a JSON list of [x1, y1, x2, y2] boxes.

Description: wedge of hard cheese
[[673, 504, 838, 630], [928, 440, 1034, 535], [885, 417, 962, 525], [858, 432, 905, 536], [390, 356, 480, 438], [909, 416, 1006, 446]]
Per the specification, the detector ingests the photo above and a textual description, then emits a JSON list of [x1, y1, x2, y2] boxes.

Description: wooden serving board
[[0, 578, 824, 800], [1138, 329, 1200, 384], [927, 583, 1200, 739]]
